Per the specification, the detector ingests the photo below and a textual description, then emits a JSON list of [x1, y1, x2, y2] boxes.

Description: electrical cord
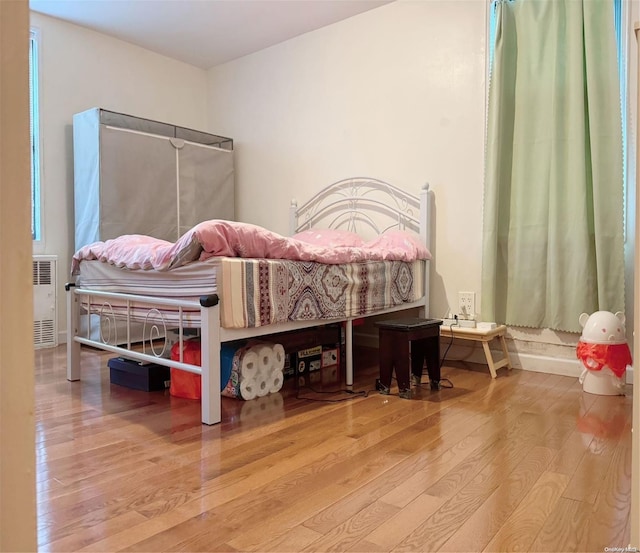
[[295, 386, 371, 402], [423, 314, 457, 389], [294, 373, 372, 402], [413, 375, 454, 389], [440, 315, 458, 369]]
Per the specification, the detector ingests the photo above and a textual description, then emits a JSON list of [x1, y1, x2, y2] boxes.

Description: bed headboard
[[289, 177, 431, 250]]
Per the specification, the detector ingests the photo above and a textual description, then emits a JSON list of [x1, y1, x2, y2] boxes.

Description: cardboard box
[[293, 345, 322, 374], [108, 357, 170, 392], [321, 345, 340, 368]]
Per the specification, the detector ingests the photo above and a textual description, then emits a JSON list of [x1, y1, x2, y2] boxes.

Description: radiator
[[33, 255, 57, 348]]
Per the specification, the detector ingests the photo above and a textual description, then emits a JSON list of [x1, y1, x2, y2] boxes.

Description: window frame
[[30, 26, 43, 247]]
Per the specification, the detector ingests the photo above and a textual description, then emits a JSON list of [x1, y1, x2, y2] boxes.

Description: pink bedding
[[71, 220, 431, 274]]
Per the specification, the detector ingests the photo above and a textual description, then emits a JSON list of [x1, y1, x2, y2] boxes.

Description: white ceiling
[[29, 0, 393, 69]]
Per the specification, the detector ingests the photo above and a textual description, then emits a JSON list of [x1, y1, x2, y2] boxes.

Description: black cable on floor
[[438, 377, 454, 388], [294, 374, 372, 402], [295, 389, 370, 402]]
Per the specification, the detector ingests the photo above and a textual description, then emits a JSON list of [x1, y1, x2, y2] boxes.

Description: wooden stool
[[439, 324, 512, 378], [375, 318, 443, 398]]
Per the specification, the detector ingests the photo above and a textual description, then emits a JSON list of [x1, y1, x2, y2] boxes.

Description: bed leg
[[200, 302, 222, 425], [66, 284, 81, 381], [345, 319, 353, 386]]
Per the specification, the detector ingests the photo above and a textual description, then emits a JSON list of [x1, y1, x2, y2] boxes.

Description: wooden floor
[[34, 345, 633, 552]]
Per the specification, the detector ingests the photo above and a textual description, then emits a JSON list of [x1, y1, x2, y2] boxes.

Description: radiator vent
[[33, 255, 57, 348]]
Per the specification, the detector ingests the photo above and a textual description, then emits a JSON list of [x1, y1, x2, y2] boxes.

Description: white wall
[[206, 0, 487, 321], [30, 12, 210, 338]]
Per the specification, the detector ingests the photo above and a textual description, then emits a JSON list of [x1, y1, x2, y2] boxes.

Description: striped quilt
[[219, 258, 424, 329]]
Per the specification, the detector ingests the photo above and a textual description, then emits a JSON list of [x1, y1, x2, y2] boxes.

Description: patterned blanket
[[219, 257, 424, 329]]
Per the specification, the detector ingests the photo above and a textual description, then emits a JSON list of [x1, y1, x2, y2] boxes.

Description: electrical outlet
[[458, 291, 476, 319]]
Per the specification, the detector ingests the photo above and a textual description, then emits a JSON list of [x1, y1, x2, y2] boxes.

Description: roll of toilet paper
[[240, 378, 258, 401], [272, 344, 285, 372], [255, 371, 270, 398], [255, 344, 274, 375], [240, 349, 259, 381], [269, 370, 284, 394]]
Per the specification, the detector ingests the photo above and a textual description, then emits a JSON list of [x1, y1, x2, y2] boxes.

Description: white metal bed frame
[[66, 177, 432, 425]]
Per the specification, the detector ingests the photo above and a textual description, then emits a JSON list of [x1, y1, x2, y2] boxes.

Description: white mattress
[[76, 258, 220, 331], [77, 257, 220, 298]]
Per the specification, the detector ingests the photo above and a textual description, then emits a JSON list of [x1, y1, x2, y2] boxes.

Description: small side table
[[375, 318, 443, 398], [439, 324, 512, 378]]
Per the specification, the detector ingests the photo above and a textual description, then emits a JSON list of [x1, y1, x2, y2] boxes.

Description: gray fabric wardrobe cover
[[73, 108, 235, 250]]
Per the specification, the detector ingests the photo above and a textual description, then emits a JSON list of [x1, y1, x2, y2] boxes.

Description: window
[[613, 0, 628, 231], [29, 28, 42, 242], [488, 1, 498, 76]]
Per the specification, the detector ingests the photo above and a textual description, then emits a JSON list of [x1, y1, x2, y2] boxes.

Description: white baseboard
[[442, 345, 583, 378], [445, 345, 635, 383], [510, 352, 582, 378]]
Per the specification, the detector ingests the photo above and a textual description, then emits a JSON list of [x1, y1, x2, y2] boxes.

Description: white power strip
[[442, 318, 476, 328]]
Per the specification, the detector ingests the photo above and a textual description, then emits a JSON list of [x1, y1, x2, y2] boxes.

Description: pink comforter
[[71, 220, 431, 274]]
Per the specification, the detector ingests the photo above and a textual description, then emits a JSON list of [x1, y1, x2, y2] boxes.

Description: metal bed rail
[[66, 283, 222, 424]]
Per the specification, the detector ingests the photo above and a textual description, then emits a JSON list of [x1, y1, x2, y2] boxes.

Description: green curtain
[[481, 0, 625, 333]]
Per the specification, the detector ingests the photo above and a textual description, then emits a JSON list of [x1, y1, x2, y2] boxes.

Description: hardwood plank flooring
[[34, 345, 633, 552]]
